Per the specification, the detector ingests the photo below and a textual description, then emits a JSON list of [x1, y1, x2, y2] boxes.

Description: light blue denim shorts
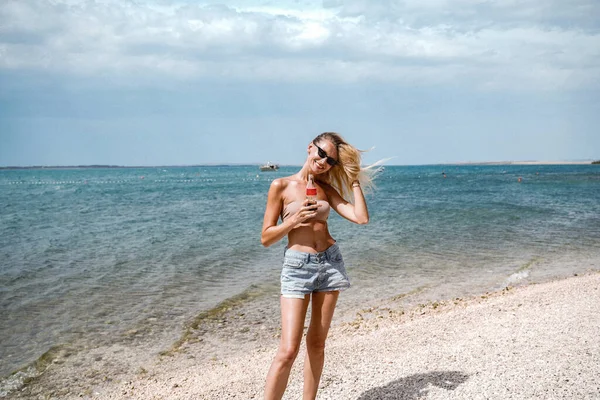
[[280, 243, 351, 299]]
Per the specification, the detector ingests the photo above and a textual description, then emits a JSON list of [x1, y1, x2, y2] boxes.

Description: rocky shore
[[6, 271, 599, 400]]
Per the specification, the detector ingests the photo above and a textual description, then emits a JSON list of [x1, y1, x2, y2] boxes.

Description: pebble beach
[[7, 270, 599, 399]]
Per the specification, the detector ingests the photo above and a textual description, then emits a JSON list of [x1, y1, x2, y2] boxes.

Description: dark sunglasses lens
[[315, 143, 337, 166]]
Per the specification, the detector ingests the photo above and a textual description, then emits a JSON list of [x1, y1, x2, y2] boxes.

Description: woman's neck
[[296, 164, 312, 181]]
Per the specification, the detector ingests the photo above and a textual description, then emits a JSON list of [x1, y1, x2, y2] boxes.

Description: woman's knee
[[275, 343, 301, 364], [305, 333, 327, 353]]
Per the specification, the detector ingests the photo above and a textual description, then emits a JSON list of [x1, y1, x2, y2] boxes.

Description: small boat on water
[[260, 162, 279, 172]]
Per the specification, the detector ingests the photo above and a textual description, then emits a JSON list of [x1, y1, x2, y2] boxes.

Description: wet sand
[[7, 270, 600, 399]]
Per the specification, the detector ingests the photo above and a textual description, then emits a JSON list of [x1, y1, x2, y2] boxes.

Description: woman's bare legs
[[264, 295, 310, 400], [303, 291, 339, 400]]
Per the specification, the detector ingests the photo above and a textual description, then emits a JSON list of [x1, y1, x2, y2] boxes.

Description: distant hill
[[0, 164, 226, 170], [452, 160, 594, 166], [0, 165, 140, 170]]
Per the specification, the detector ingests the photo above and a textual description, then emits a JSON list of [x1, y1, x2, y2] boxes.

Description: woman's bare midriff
[[287, 220, 335, 253]]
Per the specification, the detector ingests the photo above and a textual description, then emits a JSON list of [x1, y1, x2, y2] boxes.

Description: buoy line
[[0, 178, 273, 186]]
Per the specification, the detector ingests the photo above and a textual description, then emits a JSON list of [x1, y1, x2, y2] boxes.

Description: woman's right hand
[[292, 200, 321, 228]]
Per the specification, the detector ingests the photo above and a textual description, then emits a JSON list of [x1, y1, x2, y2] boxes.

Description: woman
[[261, 132, 375, 400]]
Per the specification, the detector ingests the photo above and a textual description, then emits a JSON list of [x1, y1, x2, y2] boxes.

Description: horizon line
[[0, 159, 597, 170]]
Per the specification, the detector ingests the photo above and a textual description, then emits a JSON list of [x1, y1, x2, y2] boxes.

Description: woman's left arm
[[325, 182, 369, 225]]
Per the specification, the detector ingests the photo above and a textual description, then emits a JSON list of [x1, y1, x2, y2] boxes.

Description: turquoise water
[[1, 165, 599, 379]]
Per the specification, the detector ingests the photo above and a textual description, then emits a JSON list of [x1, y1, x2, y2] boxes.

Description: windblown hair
[[313, 132, 382, 202]]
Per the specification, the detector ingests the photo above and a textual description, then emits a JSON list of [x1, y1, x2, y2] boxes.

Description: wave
[[161, 282, 277, 357], [0, 344, 73, 397]]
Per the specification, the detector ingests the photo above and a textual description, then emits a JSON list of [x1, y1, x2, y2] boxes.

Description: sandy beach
[[7, 270, 598, 400]]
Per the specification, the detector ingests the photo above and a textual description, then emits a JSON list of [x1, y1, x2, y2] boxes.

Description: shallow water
[[1, 164, 599, 382]]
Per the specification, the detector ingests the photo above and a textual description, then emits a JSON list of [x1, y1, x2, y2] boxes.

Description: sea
[[1, 164, 599, 391]]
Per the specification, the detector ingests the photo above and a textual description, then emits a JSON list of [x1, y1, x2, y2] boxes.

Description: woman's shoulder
[[269, 175, 296, 191]]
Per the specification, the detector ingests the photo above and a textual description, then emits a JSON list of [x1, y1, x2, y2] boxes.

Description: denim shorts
[[280, 243, 351, 299]]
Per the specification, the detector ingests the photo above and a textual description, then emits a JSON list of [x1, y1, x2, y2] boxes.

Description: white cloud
[[0, 0, 598, 90]]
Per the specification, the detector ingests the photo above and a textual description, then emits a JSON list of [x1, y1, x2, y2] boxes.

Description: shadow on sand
[[357, 370, 470, 400]]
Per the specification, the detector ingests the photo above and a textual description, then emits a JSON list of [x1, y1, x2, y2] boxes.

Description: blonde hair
[[313, 132, 382, 202]]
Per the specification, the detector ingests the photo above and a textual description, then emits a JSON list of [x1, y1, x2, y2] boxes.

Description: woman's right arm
[[260, 179, 318, 247], [261, 179, 295, 247]]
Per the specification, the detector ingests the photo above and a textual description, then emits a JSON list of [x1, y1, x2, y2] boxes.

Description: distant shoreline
[[0, 164, 259, 170], [0, 161, 597, 170], [451, 160, 595, 166]]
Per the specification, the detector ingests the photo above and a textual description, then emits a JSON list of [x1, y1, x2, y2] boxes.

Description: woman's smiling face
[[308, 139, 338, 175]]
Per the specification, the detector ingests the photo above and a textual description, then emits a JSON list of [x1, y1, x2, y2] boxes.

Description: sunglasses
[[313, 141, 338, 167]]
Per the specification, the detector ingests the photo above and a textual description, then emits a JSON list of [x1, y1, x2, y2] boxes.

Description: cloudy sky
[[1, 0, 599, 166]]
